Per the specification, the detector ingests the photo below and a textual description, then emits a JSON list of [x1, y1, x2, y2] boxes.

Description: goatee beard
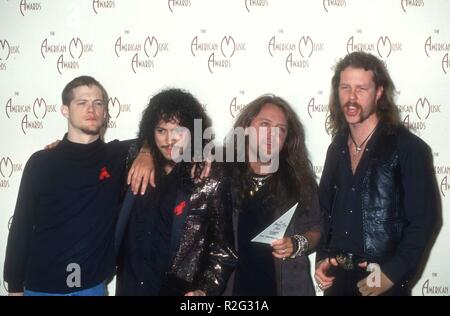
[[81, 127, 101, 136]]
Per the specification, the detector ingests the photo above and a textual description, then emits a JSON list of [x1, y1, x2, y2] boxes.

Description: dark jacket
[[318, 123, 437, 285], [225, 186, 323, 296], [116, 145, 237, 295]]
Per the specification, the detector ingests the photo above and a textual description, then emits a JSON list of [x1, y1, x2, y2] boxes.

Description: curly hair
[[227, 94, 317, 212], [138, 88, 212, 186], [327, 51, 400, 137]]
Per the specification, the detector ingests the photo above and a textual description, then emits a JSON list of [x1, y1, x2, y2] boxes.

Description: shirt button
[[345, 231, 348, 235], [140, 281, 144, 286], [348, 210, 353, 214], [351, 187, 355, 192]]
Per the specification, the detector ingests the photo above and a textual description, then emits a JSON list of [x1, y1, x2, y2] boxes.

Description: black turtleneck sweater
[[4, 135, 131, 293]]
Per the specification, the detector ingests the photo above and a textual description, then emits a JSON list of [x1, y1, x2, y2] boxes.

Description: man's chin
[[81, 127, 101, 136]]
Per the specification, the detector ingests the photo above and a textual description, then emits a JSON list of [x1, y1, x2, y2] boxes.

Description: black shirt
[[318, 124, 437, 283], [116, 166, 178, 296], [3, 135, 130, 293], [233, 184, 280, 296], [327, 128, 375, 257]]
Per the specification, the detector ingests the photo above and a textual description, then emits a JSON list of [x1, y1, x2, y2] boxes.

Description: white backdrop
[[0, 0, 449, 296]]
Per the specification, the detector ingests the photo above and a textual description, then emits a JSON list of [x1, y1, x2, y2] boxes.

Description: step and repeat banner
[[0, 0, 449, 296]]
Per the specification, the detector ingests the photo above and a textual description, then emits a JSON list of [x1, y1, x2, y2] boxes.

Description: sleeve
[[381, 137, 438, 285], [108, 138, 137, 166], [196, 174, 238, 296], [107, 138, 137, 192], [294, 187, 323, 234], [315, 143, 338, 264], [3, 154, 40, 293]]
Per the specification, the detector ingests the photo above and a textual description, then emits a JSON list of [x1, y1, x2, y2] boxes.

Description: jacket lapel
[[169, 190, 190, 263]]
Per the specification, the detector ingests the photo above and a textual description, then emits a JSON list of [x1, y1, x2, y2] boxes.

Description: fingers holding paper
[[271, 237, 294, 259]]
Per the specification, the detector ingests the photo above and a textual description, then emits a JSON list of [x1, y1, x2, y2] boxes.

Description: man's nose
[[349, 88, 357, 102]]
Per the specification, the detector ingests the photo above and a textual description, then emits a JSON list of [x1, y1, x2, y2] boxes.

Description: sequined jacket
[[118, 144, 237, 295]]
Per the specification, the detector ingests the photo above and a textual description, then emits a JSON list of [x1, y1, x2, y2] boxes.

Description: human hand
[[314, 258, 338, 291], [357, 262, 394, 296], [191, 161, 212, 183], [127, 151, 155, 194], [271, 237, 294, 260], [184, 290, 206, 296], [45, 139, 61, 149]]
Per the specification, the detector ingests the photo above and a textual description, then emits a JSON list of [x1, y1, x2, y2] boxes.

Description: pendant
[[355, 146, 361, 153]]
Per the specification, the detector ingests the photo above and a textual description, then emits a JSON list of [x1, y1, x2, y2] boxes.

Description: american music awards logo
[[191, 32, 246, 74], [0, 39, 20, 71], [229, 92, 248, 119], [4, 94, 58, 135], [244, 0, 269, 12], [168, 0, 192, 13], [424, 33, 450, 75], [40, 35, 94, 75], [92, 0, 116, 14], [114, 33, 169, 74], [399, 96, 442, 132], [346, 33, 403, 59], [421, 274, 449, 296], [322, 0, 347, 13], [0, 157, 24, 190], [106, 97, 132, 129], [19, 0, 42, 16], [307, 92, 328, 119], [268, 33, 325, 74], [401, 0, 425, 13], [435, 161, 450, 197]]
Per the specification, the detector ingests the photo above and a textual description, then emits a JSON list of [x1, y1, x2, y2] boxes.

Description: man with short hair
[[4, 75, 150, 296]]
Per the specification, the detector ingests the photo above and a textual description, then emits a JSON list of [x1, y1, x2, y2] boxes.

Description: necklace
[[249, 174, 272, 196], [349, 126, 377, 154]]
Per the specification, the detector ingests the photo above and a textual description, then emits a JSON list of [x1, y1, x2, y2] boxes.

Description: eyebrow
[[74, 98, 104, 102], [256, 117, 287, 128], [339, 83, 371, 88]]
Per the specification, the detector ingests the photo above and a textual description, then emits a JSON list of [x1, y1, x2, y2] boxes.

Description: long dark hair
[[138, 88, 212, 187], [227, 94, 317, 212], [327, 51, 400, 137]]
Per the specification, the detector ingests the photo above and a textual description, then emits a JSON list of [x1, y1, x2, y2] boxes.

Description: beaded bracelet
[[289, 235, 309, 259]]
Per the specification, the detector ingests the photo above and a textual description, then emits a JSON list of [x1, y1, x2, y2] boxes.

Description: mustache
[[342, 102, 362, 110], [161, 144, 183, 149]]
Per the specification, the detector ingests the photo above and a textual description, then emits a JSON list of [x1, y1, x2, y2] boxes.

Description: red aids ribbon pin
[[173, 201, 187, 216], [99, 167, 111, 181]]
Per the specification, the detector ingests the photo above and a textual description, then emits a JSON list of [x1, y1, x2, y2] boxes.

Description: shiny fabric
[[123, 144, 237, 295]]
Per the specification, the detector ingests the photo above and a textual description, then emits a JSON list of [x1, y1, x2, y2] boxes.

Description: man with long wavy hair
[[224, 94, 323, 295], [315, 52, 438, 296]]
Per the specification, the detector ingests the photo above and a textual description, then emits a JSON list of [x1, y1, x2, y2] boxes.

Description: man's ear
[[376, 86, 384, 103], [61, 104, 69, 119]]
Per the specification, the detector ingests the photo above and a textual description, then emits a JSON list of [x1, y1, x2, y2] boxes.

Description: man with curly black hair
[[116, 88, 236, 296]]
